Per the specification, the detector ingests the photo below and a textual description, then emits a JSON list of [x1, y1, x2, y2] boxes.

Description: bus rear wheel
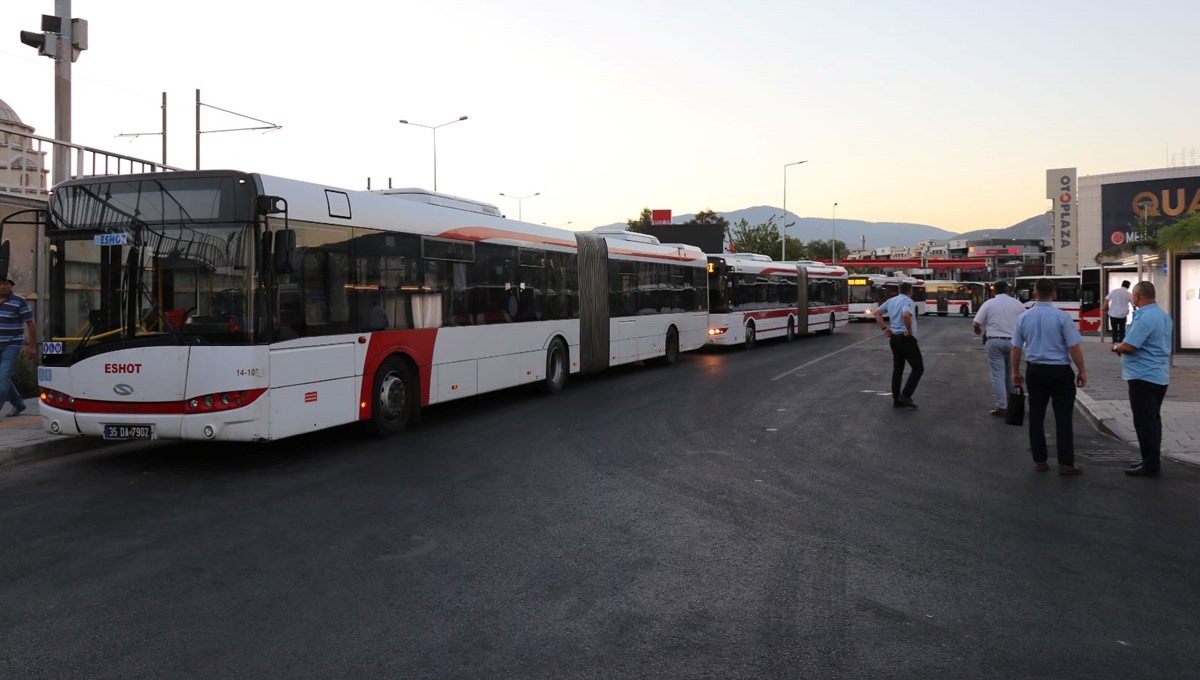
[[370, 357, 415, 437], [541, 338, 568, 394], [961, 306, 970, 317], [821, 313, 835, 335], [744, 322, 756, 349], [786, 318, 796, 342], [653, 326, 680, 366]]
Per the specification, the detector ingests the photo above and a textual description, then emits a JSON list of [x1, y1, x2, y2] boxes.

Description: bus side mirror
[[273, 230, 295, 274]]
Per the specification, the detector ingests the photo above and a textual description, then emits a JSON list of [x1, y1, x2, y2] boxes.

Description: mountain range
[[595, 208, 1052, 250]]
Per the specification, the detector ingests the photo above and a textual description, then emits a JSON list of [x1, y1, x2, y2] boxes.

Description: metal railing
[[0, 130, 180, 195]]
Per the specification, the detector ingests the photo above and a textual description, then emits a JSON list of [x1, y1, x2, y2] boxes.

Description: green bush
[[13, 353, 39, 399]]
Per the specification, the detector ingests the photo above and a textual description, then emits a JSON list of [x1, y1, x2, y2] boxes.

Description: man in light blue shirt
[[1112, 281, 1172, 477], [1011, 278, 1088, 475], [874, 282, 922, 408]]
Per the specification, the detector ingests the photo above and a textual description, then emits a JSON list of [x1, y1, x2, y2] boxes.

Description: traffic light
[[19, 29, 57, 58], [18, 14, 86, 62]]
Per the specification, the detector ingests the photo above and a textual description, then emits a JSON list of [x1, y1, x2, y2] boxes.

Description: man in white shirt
[[972, 281, 1027, 416], [1103, 280, 1133, 344]]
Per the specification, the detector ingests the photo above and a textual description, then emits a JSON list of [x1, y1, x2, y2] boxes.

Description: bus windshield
[[44, 176, 260, 363]]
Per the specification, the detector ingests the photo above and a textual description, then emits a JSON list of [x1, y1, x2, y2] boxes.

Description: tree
[[684, 209, 730, 230], [1156, 212, 1200, 252], [626, 208, 654, 234], [729, 215, 803, 260], [805, 239, 850, 261]]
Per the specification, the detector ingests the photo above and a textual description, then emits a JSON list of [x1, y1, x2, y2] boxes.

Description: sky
[[2, 0, 1198, 236]]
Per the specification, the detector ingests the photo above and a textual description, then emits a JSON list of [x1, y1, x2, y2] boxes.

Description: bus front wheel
[[786, 318, 796, 342], [961, 306, 970, 317], [541, 338, 568, 394], [744, 322, 757, 349], [370, 356, 415, 437]]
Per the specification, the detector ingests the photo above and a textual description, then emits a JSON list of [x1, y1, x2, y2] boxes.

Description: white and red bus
[[704, 255, 849, 347], [924, 280, 990, 316], [848, 274, 927, 321], [32, 171, 710, 442], [1014, 270, 1102, 332]]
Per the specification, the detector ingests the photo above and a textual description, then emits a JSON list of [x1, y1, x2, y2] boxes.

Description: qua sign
[[1101, 176, 1200, 248]]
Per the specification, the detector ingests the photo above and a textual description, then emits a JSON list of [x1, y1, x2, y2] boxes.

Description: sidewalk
[[1074, 335, 1200, 468], [0, 400, 109, 471]]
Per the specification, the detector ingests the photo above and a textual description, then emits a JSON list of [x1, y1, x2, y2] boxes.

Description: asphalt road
[[3, 317, 1199, 680]]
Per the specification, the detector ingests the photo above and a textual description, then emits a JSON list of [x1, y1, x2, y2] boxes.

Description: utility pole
[[19, 0, 87, 183]]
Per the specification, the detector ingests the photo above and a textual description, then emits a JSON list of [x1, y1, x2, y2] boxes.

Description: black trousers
[[1128, 379, 1168, 468], [889, 334, 924, 399], [1026, 363, 1076, 466], [1109, 315, 1128, 344]]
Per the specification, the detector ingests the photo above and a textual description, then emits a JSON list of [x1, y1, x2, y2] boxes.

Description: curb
[[0, 437, 113, 472], [1075, 391, 1200, 469]]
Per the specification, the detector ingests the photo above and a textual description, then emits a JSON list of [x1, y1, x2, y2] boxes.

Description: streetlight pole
[[499, 192, 540, 222], [781, 160, 807, 261], [399, 115, 468, 191], [832, 202, 839, 263]]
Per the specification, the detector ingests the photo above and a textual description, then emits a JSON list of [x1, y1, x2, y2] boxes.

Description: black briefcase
[[1005, 386, 1025, 427]]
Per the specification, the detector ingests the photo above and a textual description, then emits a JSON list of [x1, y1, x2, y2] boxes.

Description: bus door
[[1081, 267, 1102, 333], [795, 266, 809, 335], [936, 287, 949, 315]]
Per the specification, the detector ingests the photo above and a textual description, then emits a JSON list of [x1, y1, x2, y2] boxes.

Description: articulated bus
[[924, 280, 990, 316], [28, 171, 710, 442], [1014, 269, 1102, 332], [705, 255, 849, 347], [848, 275, 927, 321]]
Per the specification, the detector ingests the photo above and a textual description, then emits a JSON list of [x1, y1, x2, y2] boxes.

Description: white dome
[[0, 98, 24, 126]]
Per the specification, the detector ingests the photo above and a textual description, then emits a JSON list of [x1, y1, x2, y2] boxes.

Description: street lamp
[[832, 202, 839, 263], [781, 160, 808, 261], [398, 115, 468, 191], [499, 192, 540, 221]]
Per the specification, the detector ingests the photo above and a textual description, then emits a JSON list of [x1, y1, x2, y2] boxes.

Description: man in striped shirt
[[0, 276, 37, 417]]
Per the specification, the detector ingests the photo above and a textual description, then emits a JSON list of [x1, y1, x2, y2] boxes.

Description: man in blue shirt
[[873, 282, 923, 408], [1010, 278, 1088, 475], [1111, 281, 1172, 477], [0, 276, 36, 417]]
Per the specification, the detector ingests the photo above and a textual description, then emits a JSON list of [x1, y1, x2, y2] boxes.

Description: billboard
[[1101, 176, 1200, 248], [1182, 258, 1200, 351], [651, 209, 673, 225], [1046, 168, 1077, 274]]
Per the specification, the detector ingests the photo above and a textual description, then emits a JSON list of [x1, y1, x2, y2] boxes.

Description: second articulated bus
[[705, 254, 849, 348]]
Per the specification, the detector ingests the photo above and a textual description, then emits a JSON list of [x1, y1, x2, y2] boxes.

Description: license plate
[[102, 424, 155, 441]]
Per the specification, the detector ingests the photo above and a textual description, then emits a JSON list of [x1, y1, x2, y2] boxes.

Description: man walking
[[1103, 280, 1134, 344], [0, 276, 36, 417], [972, 281, 1026, 417], [1011, 278, 1087, 475], [874, 282, 923, 409], [1111, 281, 1172, 477]]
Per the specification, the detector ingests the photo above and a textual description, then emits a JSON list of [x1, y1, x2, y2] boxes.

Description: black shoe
[[6, 405, 25, 417], [897, 395, 918, 408], [1125, 464, 1161, 477], [893, 399, 906, 409]]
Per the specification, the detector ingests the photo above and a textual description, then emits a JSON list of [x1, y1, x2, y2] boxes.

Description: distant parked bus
[[1014, 270, 1102, 332], [705, 255, 849, 347], [924, 280, 989, 316], [848, 274, 927, 321]]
